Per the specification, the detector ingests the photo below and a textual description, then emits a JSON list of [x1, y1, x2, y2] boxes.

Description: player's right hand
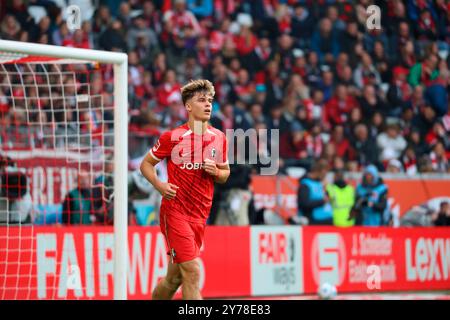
[[158, 182, 179, 200]]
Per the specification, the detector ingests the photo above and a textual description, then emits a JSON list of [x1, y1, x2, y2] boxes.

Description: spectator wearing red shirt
[[334, 53, 350, 81], [425, 121, 449, 149], [0, 87, 9, 114], [152, 53, 167, 85], [234, 25, 258, 57], [329, 125, 355, 161], [298, 122, 324, 160], [156, 70, 181, 110], [63, 29, 91, 49], [128, 51, 145, 106], [209, 18, 234, 55], [430, 141, 449, 173], [163, 0, 201, 39], [402, 145, 419, 175], [139, 71, 156, 102], [233, 69, 255, 105], [417, 10, 438, 41], [247, 33, 275, 77], [53, 22, 71, 46], [275, 4, 292, 34], [213, 0, 238, 22], [324, 84, 359, 127], [195, 36, 212, 68], [279, 121, 307, 166], [301, 89, 326, 125]]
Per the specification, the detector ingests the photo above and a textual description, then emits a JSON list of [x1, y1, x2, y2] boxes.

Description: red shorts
[[159, 212, 205, 264]]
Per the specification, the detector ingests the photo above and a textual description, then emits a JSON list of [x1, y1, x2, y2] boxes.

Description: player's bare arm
[[140, 153, 179, 200], [203, 159, 230, 184]]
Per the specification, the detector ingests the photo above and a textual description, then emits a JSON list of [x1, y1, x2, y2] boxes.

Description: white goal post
[[0, 39, 128, 300]]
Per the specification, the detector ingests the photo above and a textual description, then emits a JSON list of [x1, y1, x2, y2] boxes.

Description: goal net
[[0, 40, 128, 299]]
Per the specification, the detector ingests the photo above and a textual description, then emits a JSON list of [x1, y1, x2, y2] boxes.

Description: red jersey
[[149, 123, 228, 224]]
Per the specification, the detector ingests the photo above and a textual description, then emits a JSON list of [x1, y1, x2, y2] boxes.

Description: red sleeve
[[149, 131, 172, 161]]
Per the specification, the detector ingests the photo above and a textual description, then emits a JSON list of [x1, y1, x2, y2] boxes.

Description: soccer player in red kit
[[140, 79, 230, 300]]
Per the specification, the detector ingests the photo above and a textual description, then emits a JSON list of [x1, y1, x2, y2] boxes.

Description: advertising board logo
[[311, 233, 346, 286], [251, 226, 303, 295], [406, 237, 450, 282], [258, 231, 293, 264]]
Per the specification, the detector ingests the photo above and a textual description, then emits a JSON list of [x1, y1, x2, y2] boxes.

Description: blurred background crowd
[[1, 0, 448, 174]]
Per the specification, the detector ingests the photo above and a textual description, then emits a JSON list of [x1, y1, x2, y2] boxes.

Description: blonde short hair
[[180, 79, 215, 105]]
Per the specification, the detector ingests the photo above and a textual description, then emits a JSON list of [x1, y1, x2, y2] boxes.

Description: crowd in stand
[[0, 0, 449, 176]]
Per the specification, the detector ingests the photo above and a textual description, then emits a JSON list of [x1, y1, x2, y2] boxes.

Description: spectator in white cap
[[386, 159, 403, 173]]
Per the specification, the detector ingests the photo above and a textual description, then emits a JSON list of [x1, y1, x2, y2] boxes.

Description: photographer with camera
[[351, 164, 390, 226], [293, 159, 333, 226]]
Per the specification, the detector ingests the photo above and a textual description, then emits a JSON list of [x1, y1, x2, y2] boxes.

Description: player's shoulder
[[207, 125, 226, 137]]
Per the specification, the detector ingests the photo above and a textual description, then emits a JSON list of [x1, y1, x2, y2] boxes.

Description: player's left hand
[[203, 159, 219, 177]]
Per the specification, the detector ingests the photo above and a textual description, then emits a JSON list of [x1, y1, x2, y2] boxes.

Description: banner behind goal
[[0, 40, 128, 299]]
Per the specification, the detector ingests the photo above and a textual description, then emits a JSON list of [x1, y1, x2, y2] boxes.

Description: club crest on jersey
[[211, 148, 216, 158]]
